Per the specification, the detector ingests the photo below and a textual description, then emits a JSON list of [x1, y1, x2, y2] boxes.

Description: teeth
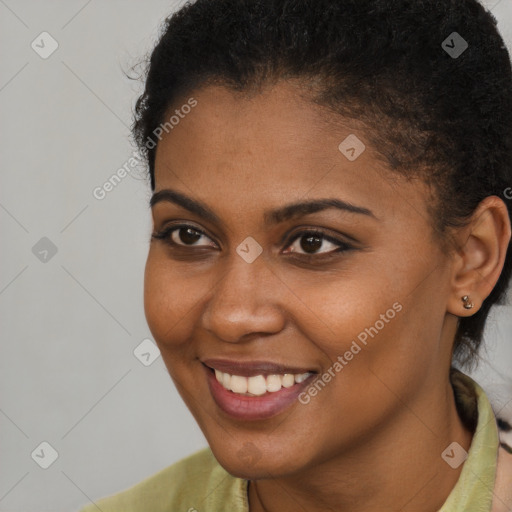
[[247, 375, 267, 395], [294, 373, 310, 384], [222, 372, 231, 389], [266, 374, 282, 392], [213, 369, 312, 395], [282, 374, 295, 387], [230, 375, 248, 394]]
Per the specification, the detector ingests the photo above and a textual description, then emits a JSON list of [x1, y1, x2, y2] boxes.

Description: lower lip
[[204, 365, 316, 421]]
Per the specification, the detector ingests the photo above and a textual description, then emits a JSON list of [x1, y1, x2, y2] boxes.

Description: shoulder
[[78, 447, 248, 512], [492, 444, 512, 512], [492, 415, 512, 512], [452, 372, 512, 511]]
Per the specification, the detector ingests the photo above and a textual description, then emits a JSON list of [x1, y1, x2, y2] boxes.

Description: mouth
[[202, 359, 318, 420]]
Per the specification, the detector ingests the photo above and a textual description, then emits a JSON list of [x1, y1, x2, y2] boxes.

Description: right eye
[[151, 224, 217, 248]]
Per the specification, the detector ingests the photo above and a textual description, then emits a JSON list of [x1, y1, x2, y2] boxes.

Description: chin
[[209, 441, 308, 480]]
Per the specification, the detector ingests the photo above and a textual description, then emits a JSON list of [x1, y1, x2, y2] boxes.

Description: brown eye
[[174, 227, 203, 245], [284, 230, 351, 256], [300, 234, 323, 254], [152, 224, 217, 248]]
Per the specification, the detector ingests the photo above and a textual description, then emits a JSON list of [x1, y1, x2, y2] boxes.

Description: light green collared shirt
[[79, 372, 500, 512]]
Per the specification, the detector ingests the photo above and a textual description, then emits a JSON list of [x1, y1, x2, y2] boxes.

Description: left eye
[[284, 231, 348, 256]]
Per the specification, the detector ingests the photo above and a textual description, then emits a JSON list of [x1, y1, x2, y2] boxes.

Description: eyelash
[[151, 223, 354, 259]]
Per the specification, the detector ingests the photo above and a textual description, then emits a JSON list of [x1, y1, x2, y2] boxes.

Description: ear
[[447, 196, 511, 317]]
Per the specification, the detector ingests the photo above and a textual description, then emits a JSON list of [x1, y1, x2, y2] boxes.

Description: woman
[[80, 0, 512, 510]]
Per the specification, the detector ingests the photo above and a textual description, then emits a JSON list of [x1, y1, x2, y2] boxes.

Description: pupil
[[300, 234, 322, 253], [180, 228, 201, 244]]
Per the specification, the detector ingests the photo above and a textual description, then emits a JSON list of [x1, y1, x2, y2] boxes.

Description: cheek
[[288, 253, 445, 377], [143, 251, 201, 348], [284, 267, 397, 351]]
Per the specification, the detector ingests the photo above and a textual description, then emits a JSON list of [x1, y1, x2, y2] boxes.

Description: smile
[[202, 360, 318, 420], [214, 370, 312, 396]]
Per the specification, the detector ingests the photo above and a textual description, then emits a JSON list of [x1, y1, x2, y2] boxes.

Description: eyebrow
[[149, 188, 376, 225]]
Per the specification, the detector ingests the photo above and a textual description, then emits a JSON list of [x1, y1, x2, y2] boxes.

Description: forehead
[[156, 81, 339, 164], [153, 82, 432, 226]]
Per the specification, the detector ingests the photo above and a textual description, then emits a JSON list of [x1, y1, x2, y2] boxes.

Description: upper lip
[[202, 358, 318, 377]]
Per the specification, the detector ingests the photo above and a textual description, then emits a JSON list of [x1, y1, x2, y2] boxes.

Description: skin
[[144, 82, 511, 511]]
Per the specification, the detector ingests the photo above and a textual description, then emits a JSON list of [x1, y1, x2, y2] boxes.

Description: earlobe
[[447, 196, 511, 317]]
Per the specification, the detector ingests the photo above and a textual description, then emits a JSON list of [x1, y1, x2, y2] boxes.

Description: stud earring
[[461, 295, 474, 310]]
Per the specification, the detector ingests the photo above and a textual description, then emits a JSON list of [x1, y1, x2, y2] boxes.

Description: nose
[[200, 253, 286, 343]]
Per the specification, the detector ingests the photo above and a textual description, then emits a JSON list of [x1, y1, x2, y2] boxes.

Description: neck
[[249, 374, 473, 512]]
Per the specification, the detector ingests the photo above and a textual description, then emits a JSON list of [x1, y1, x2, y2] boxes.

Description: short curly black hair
[[133, 0, 512, 369]]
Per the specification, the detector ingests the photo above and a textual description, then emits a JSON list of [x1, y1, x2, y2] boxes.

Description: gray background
[[0, 1, 511, 511]]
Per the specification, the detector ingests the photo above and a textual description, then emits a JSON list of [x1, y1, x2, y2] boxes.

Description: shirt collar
[[438, 371, 499, 511], [236, 371, 500, 511]]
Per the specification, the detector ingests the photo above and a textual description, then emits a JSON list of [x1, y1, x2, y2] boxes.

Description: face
[[144, 82, 457, 479]]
